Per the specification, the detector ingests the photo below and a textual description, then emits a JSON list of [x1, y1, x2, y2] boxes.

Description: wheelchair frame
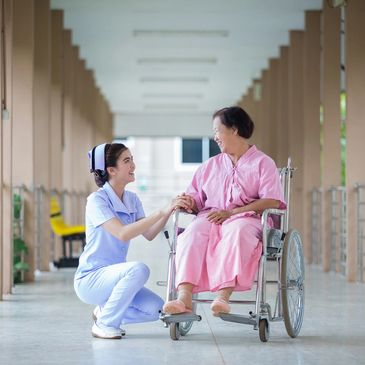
[[159, 158, 305, 342]]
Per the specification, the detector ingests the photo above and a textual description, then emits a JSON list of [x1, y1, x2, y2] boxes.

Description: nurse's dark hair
[[213, 106, 254, 139], [93, 143, 128, 187]]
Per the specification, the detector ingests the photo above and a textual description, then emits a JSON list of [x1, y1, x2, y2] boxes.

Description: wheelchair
[[159, 158, 305, 342]]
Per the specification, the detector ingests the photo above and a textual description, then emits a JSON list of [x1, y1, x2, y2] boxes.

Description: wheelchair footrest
[[219, 313, 257, 326], [160, 312, 202, 323]]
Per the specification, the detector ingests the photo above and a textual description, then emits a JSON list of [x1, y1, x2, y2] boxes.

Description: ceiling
[[51, 0, 322, 137]]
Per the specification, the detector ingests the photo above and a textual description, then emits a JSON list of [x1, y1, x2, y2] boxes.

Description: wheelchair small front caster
[[170, 323, 181, 340], [259, 318, 270, 342]]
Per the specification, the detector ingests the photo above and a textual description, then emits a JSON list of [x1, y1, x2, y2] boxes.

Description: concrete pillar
[[277, 46, 289, 167], [0, 0, 13, 297], [322, 2, 341, 272], [50, 10, 63, 191], [288, 31, 304, 237], [50, 10, 64, 261], [82, 70, 95, 192], [0, 0, 3, 298], [12, 0, 35, 281], [241, 87, 257, 147], [33, 0, 51, 271], [302, 11, 321, 264], [252, 79, 263, 150], [260, 69, 270, 155], [345, 0, 365, 282], [268, 58, 279, 163], [61, 32, 75, 225]]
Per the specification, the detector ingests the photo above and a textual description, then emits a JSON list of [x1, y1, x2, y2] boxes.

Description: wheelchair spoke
[[282, 229, 305, 338]]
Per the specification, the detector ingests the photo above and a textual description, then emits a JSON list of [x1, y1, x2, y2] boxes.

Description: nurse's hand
[[174, 193, 196, 213], [161, 196, 185, 216], [207, 210, 232, 225]]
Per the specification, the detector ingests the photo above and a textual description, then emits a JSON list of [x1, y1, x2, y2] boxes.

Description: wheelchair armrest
[[172, 208, 196, 224], [261, 208, 286, 255], [170, 209, 197, 242], [261, 208, 286, 225]]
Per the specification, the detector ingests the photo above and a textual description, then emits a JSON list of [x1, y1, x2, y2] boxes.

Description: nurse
[[74, 143, 179, 339], [163, 106, 286, 316]]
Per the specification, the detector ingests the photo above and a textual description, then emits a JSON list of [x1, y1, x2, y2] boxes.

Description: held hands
[[161, 193, 195, 216], [207, 210, 232, 225], [174, 193, 196, 213]]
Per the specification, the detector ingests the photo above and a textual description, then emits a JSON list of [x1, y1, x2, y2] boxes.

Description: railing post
[[311, 187, 322, 265], [329, 186, 347, 275], [355, 184, 365, 282]]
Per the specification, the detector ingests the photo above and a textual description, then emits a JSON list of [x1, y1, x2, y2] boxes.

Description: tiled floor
[[1, 242, 365, 365]]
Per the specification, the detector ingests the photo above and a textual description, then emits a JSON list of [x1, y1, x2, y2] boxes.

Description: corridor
[[1, 241, 364, 365]]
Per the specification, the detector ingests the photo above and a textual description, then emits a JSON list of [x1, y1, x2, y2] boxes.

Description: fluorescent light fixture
[[137, 57, 217, 65], [133, 30, 229, 37], [140, 77, 209, 83], [144, 103, 199, 110], [327, 0, 347, 7], [142, 93, 204, 99]]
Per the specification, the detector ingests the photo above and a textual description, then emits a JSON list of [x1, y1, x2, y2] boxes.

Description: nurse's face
[[109, 148, 136, 184], [213, 117, 237, 154]]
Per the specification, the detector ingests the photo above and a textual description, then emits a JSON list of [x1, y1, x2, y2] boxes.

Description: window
[[182, 139, 203, 163], [181, 138, 220, 164]]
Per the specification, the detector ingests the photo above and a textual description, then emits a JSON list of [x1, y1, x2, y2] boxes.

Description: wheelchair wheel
[[179, 301, 197, 336], [281, 229, 305, 338], [259, 318, 270, 342], [169, 323, 181, 340], [179, 321, 194, 336]]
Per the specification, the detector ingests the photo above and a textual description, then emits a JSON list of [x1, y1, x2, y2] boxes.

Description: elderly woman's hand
[[207, 210, 232, 224], [174, 193, 196, 213]]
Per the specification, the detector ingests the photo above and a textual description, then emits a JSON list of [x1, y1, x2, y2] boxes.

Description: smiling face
[[213, 116, 238, 154], [107, 148, 135, 185]]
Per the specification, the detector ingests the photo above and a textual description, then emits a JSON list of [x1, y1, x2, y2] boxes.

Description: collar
[[103, 182, 137, 214], [223, 144, 257, 169]]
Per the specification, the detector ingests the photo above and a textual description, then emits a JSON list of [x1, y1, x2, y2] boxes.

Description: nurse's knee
[[127, 262, 150, 284], [148, 295, 164, 321]]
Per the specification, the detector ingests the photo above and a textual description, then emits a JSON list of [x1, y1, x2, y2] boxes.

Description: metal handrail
[[329, 186, 347, 275], [355, 183, 365, 282], [12, 185, 89, 273], [311, 187, 323, 265]]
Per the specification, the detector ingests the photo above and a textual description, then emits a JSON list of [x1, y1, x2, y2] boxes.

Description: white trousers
[[74, 261, 163, 329]]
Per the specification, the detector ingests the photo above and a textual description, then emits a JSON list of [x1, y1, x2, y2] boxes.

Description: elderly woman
[[163, 106, 286, 316]]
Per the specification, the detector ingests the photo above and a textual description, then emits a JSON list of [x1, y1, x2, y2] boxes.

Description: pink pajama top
[[187, 145, 286, 216]]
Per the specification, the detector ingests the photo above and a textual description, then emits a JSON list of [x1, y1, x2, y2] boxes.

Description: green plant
[[13, 237, 29, 284], [13, 193, 29, 284], [13, 193, 22, 219]]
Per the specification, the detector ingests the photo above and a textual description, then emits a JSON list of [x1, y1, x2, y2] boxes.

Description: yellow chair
[[50, 196, 86, 268]]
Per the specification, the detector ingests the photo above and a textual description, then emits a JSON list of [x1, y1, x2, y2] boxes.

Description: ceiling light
[[144, 104, 199, 110], [137, 57, 217, 65], [142, 93, 203, 99], [327, 0, 347, 7], [140, 77, 209, 83], [133, 30, 229, 37]]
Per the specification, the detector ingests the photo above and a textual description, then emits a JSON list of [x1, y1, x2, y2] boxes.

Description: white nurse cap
[[88, 143, 107, 172]]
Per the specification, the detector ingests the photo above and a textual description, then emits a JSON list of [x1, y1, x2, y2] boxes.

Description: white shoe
[[92, 306, 126, 336], [91, 322, 122, 339]]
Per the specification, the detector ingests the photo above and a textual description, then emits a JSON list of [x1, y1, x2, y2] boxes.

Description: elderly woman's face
[[213, 117, 236, 153]]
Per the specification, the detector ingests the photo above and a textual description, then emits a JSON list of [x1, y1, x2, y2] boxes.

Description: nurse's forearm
[[142, 213, 171, 241], [103, 211, 166, 242], [119, 211, 167, 241], [230, 199, 280, 216]]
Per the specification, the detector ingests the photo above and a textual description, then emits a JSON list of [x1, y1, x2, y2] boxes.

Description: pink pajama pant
[[175, 215, 263, 293]]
